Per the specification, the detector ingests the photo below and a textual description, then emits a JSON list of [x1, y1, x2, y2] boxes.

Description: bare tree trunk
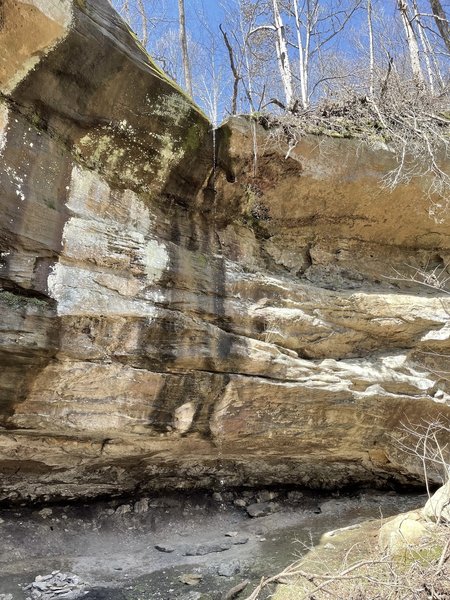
[[303, 0, 317, 107], [380, 52, 394, 98], [220, 24, 240, 115], [136, 0, 148, 48], [178, 0, 193, 97], [292, 0, 308, 108], [240, 9, 256, 113], [271, 0, 294, 108], [429, 0, 450, 52], [397, 0, 425, 85], [367, 0, 375, 96], [412, 0, 435, 93]]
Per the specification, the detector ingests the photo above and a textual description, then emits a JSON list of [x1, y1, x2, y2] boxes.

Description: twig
[[436, 538, 450, 574], [243, 560, 387, 600]]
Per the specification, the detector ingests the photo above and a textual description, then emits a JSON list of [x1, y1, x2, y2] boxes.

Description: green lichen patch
[[184, 123, 204, 154], [0, 290, 48, 310]]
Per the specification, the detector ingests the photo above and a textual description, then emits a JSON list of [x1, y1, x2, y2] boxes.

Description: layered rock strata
[[0, 0, 449, 502]]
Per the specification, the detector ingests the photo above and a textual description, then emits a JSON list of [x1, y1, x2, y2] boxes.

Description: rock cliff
[[0, 0, 449, 503]]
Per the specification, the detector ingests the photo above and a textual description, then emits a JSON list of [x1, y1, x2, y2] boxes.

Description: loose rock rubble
[[156, 536, 249, 557], [183, 541, 232, 556], [246, 502, 279, 518], [23, 572, 88, 599], [133, 497, 149, 514], [217, 559, 241, 577], [178, 573, 202, 586]]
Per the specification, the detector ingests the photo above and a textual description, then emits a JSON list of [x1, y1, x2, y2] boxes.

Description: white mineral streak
[[422, 321, 450, 341], [22, 0, 73, 27], [0, 104, 8, 154], [48, 165, 169, 316], [143, 239, 170, 282]]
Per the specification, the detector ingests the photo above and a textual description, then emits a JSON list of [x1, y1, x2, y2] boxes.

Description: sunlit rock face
[[0, 0, 449, 503]]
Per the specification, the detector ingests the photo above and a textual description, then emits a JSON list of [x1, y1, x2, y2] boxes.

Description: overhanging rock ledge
[[0, 0, 449, 503]]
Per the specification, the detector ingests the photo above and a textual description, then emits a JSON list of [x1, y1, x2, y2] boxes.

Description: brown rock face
[[0, 0, 449, 503]]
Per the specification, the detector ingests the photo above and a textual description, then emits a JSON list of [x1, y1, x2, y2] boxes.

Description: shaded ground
[[0, 489, 426, 599]]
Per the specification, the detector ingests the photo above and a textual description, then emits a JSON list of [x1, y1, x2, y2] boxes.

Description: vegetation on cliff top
[[114, 0, 449, 217]]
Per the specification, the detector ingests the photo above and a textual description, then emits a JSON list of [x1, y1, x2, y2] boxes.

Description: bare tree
[[292, 0, 309, 108], [136, 0, 149, 47], [287, 0, 364, 108], [271, 0, 294, 107], [367, 0, 375, 96], [178, 0, 193, 97], [412, 0, 436, 92], [115, 0, 166, 49], [246, 0, 294, 108], [220, 0, 269, 112], [113, 0, 448, 126], [119, 0, 131, 24], [397, 0, 426, 84], [152, 28, 184, 83], [220, 24, 241, 114], [429, 0, 450, 52]]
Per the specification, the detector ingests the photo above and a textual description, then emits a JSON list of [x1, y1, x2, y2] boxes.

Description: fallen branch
[[223, 579, 250, 600]]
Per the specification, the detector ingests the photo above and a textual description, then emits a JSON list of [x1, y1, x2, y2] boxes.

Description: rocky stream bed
[[0, 489, 426, 600]]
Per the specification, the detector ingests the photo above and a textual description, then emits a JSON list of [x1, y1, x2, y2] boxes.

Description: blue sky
[[158, 0, 225, 27]]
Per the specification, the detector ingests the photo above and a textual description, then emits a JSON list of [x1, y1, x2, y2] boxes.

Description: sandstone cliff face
[[0, 0, 449, 503]]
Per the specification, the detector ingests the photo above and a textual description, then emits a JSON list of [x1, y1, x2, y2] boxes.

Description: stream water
[[0, 488, 426, 600]]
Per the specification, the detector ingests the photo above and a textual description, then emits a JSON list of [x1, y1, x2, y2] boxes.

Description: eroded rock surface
[[0, 0, 449, 502]]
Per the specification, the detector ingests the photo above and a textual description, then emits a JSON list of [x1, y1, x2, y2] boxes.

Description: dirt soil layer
[[0, 489, 425, 599]]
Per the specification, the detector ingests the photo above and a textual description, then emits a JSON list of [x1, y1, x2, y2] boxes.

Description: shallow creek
[[0, 489, 425, 599]]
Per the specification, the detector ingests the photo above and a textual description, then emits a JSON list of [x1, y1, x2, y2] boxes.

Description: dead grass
[[241, 518, 450, 600]]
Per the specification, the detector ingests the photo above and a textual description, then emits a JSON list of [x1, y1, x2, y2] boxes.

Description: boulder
[[423, 481, 450, 523], [247, 502, 279, 518], [217, 559, 241, 577], [379, 511, 433, 554]]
